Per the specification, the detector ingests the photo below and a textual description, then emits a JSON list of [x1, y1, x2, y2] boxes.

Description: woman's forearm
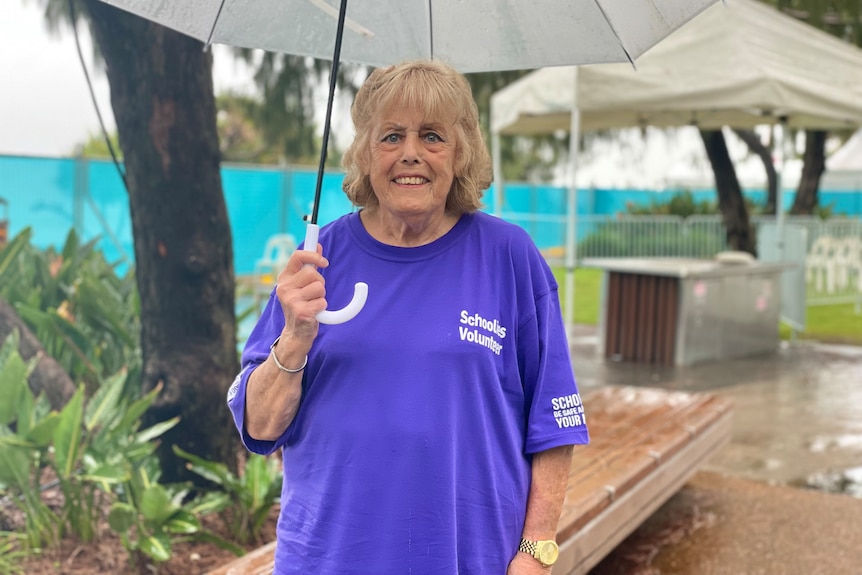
[[522, 444, 574, 541], [244, 334, 307, 440]]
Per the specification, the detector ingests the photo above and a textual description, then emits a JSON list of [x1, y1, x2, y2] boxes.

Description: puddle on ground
[[791, 466, 862, 498]]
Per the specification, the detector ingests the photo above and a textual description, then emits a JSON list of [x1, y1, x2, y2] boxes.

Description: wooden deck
[[208, 385, 733, 575]]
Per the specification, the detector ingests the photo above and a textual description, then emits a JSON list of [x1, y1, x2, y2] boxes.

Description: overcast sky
[[0, 1, 258, 157]]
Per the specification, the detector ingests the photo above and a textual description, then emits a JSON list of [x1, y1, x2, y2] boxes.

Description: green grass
[[552, 267, 602, 325], [780, 303, 862, 346], [554, 267, 862, 347]]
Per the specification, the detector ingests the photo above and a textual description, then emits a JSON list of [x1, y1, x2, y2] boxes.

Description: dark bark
[[790, 130, 827, 215], [0, 297, 77, 410], [699, 130, 757, 256], [733, 128, 777, 215], [84, 1, 240, 481]]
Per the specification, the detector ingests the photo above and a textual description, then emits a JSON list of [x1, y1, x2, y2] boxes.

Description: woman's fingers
[[276, 244, 330, 334]]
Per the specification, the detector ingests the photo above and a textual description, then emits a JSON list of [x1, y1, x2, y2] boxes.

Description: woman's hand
[[275, 244, 329, 344]]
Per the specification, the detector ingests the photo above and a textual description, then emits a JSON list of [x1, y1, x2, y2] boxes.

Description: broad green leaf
[[0, 228, 32, 283], [107, 502, 137, 533], [139, 532, 172, 563], [0, 353, 26, 425], [164, 510, 200, 534], [109, 382, 162, 437], [0, 441, 31, 490], [189, 492, 230, 515], [173, 445, 232, 487], [0, 434, 32, 448], [52, 386, 85, 479], [191, 530, 245, 557], [84, 369, 127, 432], [140, 484, 174, 525], [14, 381, 35, 437], [77, 277, 136, 347], [135, 417, 180, 444], [246, 454, 268, 506], [25, 412, 60, 448], [0, 331, 20, 367], [82, 462, 130, 485], [123, 440, 158, 463]]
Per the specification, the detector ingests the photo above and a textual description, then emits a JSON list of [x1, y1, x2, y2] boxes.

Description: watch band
[[518, 538, 538, 556]]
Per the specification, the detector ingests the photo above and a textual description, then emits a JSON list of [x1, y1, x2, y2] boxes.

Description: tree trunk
[[84, 1, 239, 481], [699, 129, 757, 256], [733, 128, 777, 215], [790, 130, 827, 215], [0, 297, 77, 410]]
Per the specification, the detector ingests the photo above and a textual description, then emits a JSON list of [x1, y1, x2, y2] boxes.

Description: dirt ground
[[16, 508, 279, 575]]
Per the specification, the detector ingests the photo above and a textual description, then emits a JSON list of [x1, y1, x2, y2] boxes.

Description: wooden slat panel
[[559, 392, 727, 533], [636, 275, 656, 362], [566, 390, 706, 478], [556, 408, 733, 575], [620, 275, 638, 360], [661, 277, 679, 365], [654, 277, 669, 364], [207, 541, 277, 575], [605, 272, 622, 359]]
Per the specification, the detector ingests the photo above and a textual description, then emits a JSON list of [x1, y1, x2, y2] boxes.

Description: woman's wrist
[[270, 334, 308, 373]]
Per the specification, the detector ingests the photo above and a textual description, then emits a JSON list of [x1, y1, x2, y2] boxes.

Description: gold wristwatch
[[518, 537, 559, 567]]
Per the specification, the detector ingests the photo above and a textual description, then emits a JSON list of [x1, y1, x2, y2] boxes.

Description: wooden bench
[[208, 385, 733, 575]]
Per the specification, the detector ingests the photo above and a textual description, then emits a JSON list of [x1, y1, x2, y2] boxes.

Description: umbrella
[[95, 0, 721, 323]]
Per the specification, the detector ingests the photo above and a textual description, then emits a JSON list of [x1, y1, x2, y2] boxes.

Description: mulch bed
[[13, 504, 279, 575]]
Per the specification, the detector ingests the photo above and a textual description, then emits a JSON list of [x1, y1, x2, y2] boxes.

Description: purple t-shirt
[[227, 211, 589, 574]]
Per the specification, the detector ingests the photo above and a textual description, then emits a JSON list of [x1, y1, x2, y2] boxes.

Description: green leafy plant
[[0, 329, 62, 549], [174, 446, 283, 545], [0, 227, 140, 392], [0, 329, 189, 560], [0, 532, 28, 575]]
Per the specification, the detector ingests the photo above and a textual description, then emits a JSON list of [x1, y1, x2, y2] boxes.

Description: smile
[[394, 177, 429, 185]]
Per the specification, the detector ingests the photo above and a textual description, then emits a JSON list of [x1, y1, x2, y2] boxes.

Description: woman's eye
[[423, 132, 442, 143], [383, 133, 401, 143]]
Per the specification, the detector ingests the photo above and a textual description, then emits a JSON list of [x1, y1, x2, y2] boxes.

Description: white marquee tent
[[490, 0, 862, 326], [827, 129, 862, 172]]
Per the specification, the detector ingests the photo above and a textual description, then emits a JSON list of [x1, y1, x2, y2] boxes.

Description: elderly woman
[[228, 60, 589, 575]]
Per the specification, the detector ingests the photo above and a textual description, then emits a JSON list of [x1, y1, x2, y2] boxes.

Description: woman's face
[[368, 105, 457, 222]]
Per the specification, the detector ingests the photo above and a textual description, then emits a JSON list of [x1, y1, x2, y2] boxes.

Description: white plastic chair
[[834, 236, 860, 292], [806, 235, 834, 294], [254, 233, 297, 288]]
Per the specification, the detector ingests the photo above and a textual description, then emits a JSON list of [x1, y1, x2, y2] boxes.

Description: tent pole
[[564, 68, 580, 335], [492, 131, 504, 217], [775, 119, 788, 263]]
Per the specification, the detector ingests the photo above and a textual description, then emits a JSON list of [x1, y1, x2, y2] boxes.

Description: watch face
[[538, 540, 559, 565]]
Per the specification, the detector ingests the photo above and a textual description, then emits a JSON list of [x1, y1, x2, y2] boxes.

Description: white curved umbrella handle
[[303, 224, 368, 324]]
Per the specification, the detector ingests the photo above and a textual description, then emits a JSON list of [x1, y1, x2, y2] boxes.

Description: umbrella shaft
[[311, 0, 349, 225]]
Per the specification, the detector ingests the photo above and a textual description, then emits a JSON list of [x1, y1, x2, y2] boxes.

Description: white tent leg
[[492, 131, 504, 218], [564, 69, 581, 334]]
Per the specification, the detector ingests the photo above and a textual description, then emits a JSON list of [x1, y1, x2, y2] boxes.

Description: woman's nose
[[400, 133, 422, 163]]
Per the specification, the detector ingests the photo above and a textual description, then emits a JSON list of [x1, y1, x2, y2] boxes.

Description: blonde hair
[[341, 60, 492, 214]]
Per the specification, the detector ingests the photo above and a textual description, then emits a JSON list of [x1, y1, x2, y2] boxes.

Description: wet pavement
[[568, 327, 862, 574], [569, 328, 862, 491]]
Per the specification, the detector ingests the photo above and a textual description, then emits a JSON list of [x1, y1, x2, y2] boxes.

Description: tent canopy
[[491, 0, 862, 136]]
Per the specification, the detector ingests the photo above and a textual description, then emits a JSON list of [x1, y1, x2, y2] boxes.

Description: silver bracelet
[[269, 336, 308, 374]]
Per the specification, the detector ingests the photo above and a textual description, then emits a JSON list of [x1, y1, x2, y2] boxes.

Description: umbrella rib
[[592, 0, 635, 68], [204, 0, 228, 50]]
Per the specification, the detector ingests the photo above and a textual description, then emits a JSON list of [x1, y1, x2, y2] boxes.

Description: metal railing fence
[[502, 212, 862, 309]]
